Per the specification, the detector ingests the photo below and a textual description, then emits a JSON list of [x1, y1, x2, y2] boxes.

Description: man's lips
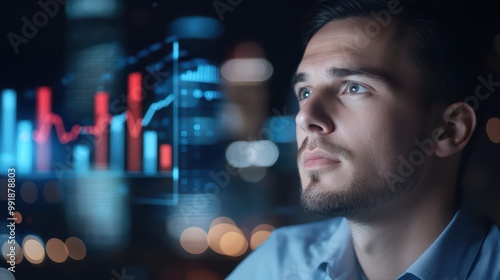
[[302, 149, 341, 169]]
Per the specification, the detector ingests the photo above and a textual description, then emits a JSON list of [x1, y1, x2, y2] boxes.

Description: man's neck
[[347, 185, 457, 280]]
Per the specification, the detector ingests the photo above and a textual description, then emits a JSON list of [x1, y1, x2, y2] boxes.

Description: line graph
[[33, 113, 83, 144], [142, 93, 175, 126], [29, 73, 176, 174], [33, 80, 175, 144], [1, 35, 225, 208], [28, 36, 182, 174]]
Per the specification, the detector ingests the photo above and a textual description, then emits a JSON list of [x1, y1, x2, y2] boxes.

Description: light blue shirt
[[227, 208, 500, 279]]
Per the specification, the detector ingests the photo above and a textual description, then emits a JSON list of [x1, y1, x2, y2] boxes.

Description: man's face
[[295, 17, 429, 219]]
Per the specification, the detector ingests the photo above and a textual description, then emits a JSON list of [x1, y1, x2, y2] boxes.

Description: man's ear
[[434, 102, 477, 158]]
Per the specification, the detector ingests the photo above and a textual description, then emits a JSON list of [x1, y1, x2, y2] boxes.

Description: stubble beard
[[299, 148, 424, 221]]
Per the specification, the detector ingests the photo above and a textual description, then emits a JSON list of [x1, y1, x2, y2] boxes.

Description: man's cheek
[[296, 129, 306, 140]]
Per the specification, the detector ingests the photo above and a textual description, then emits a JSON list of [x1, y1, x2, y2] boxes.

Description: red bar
[[95, 91, 109, 116], [36, 87, 52, 171], [127, 72, 143, 171], [94, 92, 109, 170], [159, 144, 172, 171]]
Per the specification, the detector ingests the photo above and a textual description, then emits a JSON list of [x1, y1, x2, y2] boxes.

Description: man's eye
[[345, 83, 369, 95], [297, 88, 312, 100]]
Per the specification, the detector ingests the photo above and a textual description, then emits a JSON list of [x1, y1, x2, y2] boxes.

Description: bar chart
[[0, 40, 224, 207]]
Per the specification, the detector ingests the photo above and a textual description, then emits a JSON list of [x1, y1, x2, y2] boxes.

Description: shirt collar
[[400, 207, 490, 280], [313, 218, 364, 279]]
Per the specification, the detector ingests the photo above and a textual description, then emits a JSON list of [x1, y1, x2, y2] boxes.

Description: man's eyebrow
[[326, 67, 397, 85], [291, 67, 399, 89], [291, 72, 309, 89]]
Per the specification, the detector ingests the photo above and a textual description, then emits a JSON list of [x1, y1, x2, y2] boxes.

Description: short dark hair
[[301, 0, 477, 103], [300, 0, 482, 194]]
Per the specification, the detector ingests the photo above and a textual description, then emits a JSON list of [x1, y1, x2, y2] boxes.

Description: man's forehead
[[306, 17, 402, 49], [298, 17, 409, 75], [294, 17, 421, 93]]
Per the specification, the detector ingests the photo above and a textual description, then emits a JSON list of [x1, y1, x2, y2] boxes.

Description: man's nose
[[295, 89, 335, 135]]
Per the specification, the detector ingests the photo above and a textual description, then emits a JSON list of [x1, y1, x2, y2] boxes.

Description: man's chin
[[300, 184, 349, 217], [299, 182, 383, 219]]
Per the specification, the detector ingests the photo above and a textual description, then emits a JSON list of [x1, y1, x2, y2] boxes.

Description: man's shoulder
[[487, 221, 500, 239], [226, 217, 348, 280], [482, 222, 500, 265], [471, 221, 500, 278], [453, 215, 500, 279]]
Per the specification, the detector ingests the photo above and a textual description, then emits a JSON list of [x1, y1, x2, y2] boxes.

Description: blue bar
[[172, 166, 179, 180], [173, 41, 179, 60], [16, 121, 33, 174], [1, 89, 16, 170], [74, 145, 89, 174], [172, 40, 179, 205], [143, 131, 157, 174], [110, 114, 125, 171]]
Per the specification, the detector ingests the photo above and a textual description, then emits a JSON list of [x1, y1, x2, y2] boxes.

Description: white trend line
[[142, 93, 175, 126]]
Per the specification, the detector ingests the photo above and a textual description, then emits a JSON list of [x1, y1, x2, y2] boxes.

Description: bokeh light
[[221, 58, 273, 83], [220, 231, 248, 257], [248, 140, 279, 167], [226, 140, 279, 168], [0, 267, 15, 280], [20, 181, 38, 204], [23, 235, 45, 264], [250, 224, 275, 250], [13, 211, 22, 224], [226, 141, 251, 168], [486, 117, 500, 143], [169, 16, 224, 40], [207, 223, 243, 255], [2, 241, 23, 264], [66, 0, 120, 19], [46, 238, 68, 263], [180, 227, 209, 255], [65, 237, 86, 261]]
